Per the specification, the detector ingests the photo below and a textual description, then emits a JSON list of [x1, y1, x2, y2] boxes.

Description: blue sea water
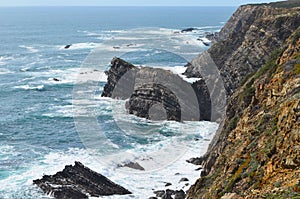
[[0, 6, 235, 198]]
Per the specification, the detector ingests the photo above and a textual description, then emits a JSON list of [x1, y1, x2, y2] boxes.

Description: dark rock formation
[[179, 178, 189, 183], [153, 189, 186, 199], [181, 28, 198, 33], [102, 57, 137, 99], [33, 161, 131, 199], [117, 161, 145, 171], [64, 44, 72, 49], [127, 83, 181, 121], [174, 190, 186, 199], [102, 58, 212, 121], [154, 190, 166, 197]]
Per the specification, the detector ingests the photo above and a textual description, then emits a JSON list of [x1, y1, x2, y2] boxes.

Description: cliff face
[[184, 3, 300, 96], [187, 3, 300, 198]]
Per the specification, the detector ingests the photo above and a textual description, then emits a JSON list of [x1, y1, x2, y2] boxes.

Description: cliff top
[[250, 0, 300, 8]]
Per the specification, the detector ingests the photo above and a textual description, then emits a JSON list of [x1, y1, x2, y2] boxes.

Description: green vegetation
[[238, 78, 255, 106], [291, 28, 300, 45], [254, 48, 284, 79], [264, 186, 300, 199], [251, 0, 300, 8], [239, 71, 255, 87], [228, 115, 239, 131], [224, 155, 251, 193], [295, 64, 300, 75], [292, 53, 300, 60]]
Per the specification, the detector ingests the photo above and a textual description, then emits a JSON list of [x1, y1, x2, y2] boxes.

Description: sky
[[0, 0, 283, 7]]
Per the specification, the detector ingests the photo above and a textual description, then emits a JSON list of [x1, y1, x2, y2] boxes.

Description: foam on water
[[58, 43, 99, 50], [145, 65, 201, 83], [0, 56, 13, 66], [0, 68, 13, 75], [14, 84, 44, 91], [19, 45, 39, 53], [0, 121, 217, 199]]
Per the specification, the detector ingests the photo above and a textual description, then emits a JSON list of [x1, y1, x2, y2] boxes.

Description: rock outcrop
[[102, 57, 137, 99], [33, 161, 131, 199], [102, 58, 212, 121], [186, 2, 300, 198]]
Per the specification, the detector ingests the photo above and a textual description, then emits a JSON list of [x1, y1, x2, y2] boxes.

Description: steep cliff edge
[[184, 2, 300, 96], [187, 17, 300, 199]]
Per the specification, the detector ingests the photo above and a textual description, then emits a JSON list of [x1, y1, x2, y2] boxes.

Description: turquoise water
[[0, 7, 235, 198]]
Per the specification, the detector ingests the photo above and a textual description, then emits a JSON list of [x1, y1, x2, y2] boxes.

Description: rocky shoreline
[[34, 1, 300, 198]]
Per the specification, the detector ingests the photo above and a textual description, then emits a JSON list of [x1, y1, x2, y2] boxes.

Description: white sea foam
[[0, 56, 14, 66], [0, 120, 217, 198], [14, 85, 44, 91], [198, 37, 211, 43], [147, 65, 201, 83], [0, 68, 13, 75], [19, 45, 39, 53], [59, 42, 99, 50], [24, 68, 107, 86]]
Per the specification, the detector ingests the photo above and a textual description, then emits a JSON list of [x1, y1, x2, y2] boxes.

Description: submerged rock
[[33, 161, 132, 199]]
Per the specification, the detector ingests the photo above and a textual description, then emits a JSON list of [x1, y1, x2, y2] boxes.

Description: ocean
[[0, 6, 235, 198]]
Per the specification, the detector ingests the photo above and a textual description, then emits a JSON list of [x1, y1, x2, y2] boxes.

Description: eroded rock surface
[[33, 161, 132, 199]]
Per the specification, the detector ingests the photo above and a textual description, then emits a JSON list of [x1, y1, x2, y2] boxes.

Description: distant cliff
[[184, 1, 300, 96], [187, 1, 300, 198]]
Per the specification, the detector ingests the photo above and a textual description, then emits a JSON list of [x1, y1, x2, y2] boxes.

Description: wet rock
[[165, 183, 172, 187], [33, 161, 131, 199], [186, 157, 204, 165], [162, 189, 175, 199], [154, 190, 165, 197], [117, 162, 145, 171], [174, 190, 186, 199], [181, 28, 198, 33], [64, 44, 72, 49], [195, 167, 202, 171], [179, 178, 189, 183]]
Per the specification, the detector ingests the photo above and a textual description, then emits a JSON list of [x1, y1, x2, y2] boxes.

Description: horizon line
[[0, 5, 239, 7]]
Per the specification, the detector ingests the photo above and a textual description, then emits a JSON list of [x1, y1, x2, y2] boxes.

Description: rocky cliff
[[184, 1, 300, 97], [187, 2, 300, 198]]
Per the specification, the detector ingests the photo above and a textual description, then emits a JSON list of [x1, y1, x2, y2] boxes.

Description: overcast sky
[[0, 0, 283, 7]]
